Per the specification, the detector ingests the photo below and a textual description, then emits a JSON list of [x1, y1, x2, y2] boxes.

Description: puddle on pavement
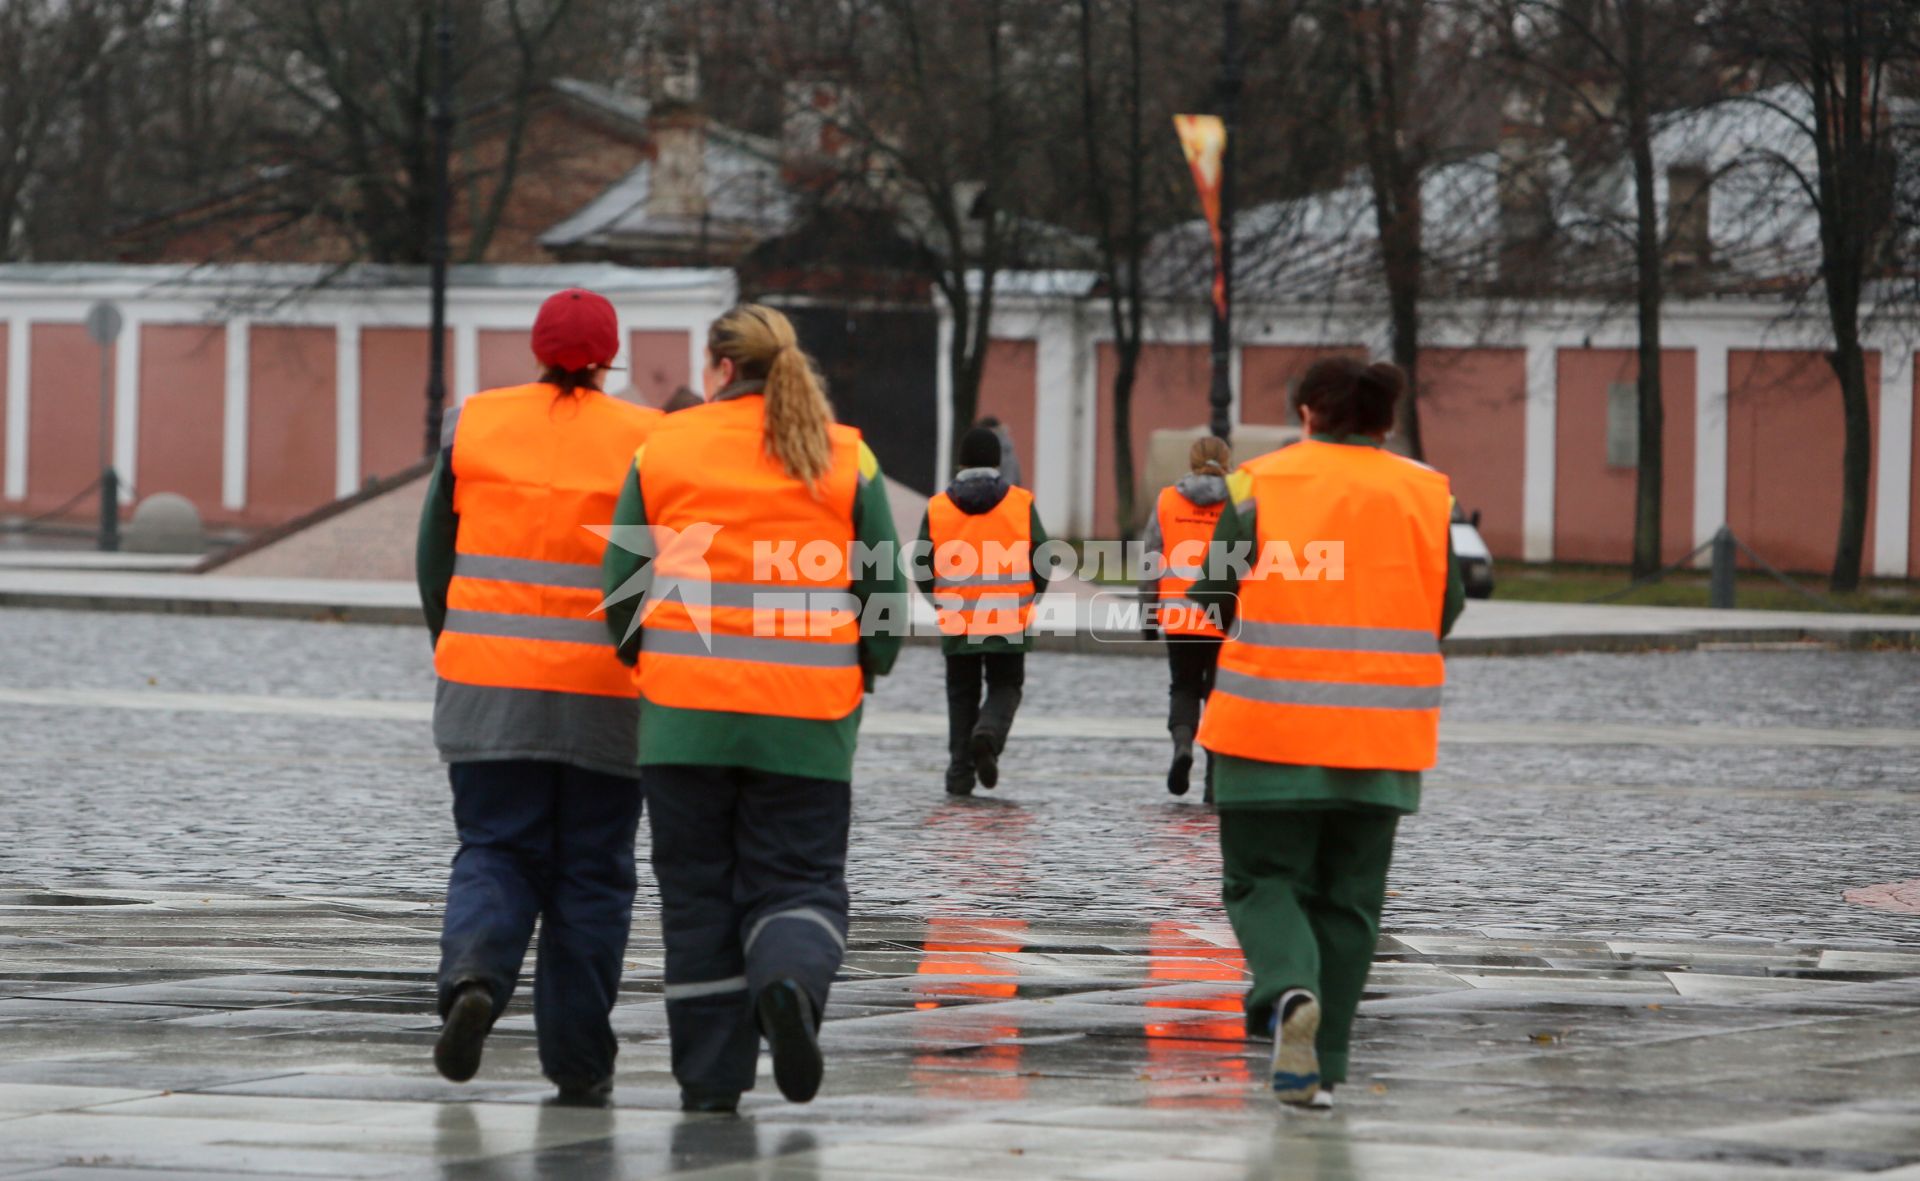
[[0, 892, 150, 907]]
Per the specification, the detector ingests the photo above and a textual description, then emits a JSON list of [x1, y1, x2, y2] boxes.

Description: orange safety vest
[[1197, 440, 1451, 771], [436, 385, 659, 698], [927, 485, 1037, 639], [1153, 484, 1226, 638], [634, 395, 867, 721]]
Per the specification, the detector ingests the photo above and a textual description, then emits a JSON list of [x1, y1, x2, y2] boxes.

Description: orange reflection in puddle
[[1143, 921, 1250, 1108], [910, 917, 1028, 1100]]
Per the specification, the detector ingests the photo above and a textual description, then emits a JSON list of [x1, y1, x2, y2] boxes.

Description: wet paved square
[[1, 609, 1917, 1178]]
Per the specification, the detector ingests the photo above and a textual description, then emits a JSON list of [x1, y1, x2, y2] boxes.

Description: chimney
[[1664, 161, 1712, 269], [644, 43, 706, 224], [648, 111, 708, 223], [782, 79, 855, 184], [1496, 89, 1554, 284]]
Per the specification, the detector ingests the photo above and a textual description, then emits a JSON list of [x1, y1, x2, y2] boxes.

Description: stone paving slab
[[1, 903, 1917, 1179]]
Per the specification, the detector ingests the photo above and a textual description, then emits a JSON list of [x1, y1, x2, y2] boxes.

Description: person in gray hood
[[1141, 436, 1233, 798], [917, 427, 1051, 795]]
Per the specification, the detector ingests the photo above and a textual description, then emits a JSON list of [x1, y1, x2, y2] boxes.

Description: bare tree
[[1491, 0, 1716, 577], [0, 0, 157, 260], [1715, 0, 1916, 591], [1334, 0, 1491, 460]]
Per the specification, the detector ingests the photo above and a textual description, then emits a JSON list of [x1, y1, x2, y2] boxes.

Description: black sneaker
[[434, 983, 493, 1083], [970, 732, 998, 789], [756, 979, 823, 1104], [944, 766, 975, 797], [551, 1076, 613, 1107], [680, 1089, 740, 1114]]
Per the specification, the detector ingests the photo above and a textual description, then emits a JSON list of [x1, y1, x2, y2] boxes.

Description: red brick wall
[[136, 324, 226, 514], [626, 330, 691, 407], [1239, 344, 1366, 429], [27, 323, 110, 514], [1727, 349, 1878, 575], [477, 330, 535, 393], [1420, 348, 1528, 559], [247, 326, 337, 523], [1553, 348, 1697, 564], [1096, 343, 1211, 536], [977, 339, 1037, 487]]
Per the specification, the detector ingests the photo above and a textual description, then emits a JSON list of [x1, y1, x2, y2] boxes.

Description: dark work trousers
[[1165, 635, 1223, 736], [437, 760, 644, 1088], [945, 651, 1026, 785], [643, 764, 852, 1102]]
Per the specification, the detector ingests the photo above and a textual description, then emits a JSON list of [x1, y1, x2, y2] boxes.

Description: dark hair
[[541, 365, 603, 397], [958, 425, 1002, 468], [1292, 357, 1404, 438]]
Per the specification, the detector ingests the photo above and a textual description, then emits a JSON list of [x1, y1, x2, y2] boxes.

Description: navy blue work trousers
[[437, 760, 643, 1088], [644, 764, 852, 1101]]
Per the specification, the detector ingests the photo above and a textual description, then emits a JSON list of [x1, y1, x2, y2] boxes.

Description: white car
[[1450, 505, 1495, 599]]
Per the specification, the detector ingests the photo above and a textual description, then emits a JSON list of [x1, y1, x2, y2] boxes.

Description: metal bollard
[[1709, 526, 1735, 609], [98, 467, 120, 553]]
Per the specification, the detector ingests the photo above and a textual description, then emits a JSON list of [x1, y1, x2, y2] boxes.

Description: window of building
[[1607, 381, 1639, 468]]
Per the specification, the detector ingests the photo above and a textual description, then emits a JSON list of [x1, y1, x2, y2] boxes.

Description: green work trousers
[[1218, 806, 1399, 1084]]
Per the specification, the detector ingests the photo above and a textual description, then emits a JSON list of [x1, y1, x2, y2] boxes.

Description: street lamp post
[[423, 0, 455, 457], [1207, 0, 1242, 443]]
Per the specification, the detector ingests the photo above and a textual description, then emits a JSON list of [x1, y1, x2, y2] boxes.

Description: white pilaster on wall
[[335, 321, 361, 497], [1228, 340, 1244, 427], [934, 311, 954, 490], [1693, 340, 1731, 557], [1072, 312, 1099, 538], [1032, 313, 1076, 537], [113, 318, 142, 502], [454, 322, 479, 405], [1520, 333, 1558, 563], [685, 319, 706, 395], [4, 317, 27, 500], [222, 319, 250, 512], [1873, 345, 1913, 577]]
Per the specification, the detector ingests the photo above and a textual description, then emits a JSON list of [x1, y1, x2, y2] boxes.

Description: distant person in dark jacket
[[661, 385, 704, 413], [916, 427, 1050, 795], [975, 416, 1023, 488]]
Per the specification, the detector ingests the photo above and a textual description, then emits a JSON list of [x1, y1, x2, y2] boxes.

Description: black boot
[[551, 1076, 613, 1107], [1167, 726, 1195, 796], [434, 982, 494, 1083], [969, 730, 998, 789], [945, 764, 976, 797], [756, 979, 824, 1104]]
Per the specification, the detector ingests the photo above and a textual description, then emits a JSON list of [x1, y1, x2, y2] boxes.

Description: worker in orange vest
[[915, 426, 1051, 795], [416, 288, 660, 1105], [1188, 357, 1464, 1110], [600, 304, 907, 1113], [1141, 435, 1232, 798]]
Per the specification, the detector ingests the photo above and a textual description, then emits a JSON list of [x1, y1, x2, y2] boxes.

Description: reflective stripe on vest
[[435, 385, 659, 700], [1196, 440, 1451, 772], [927, 485, 1036, 638], [634, 395, 866, 722], [1153, 484, 1226, 638]]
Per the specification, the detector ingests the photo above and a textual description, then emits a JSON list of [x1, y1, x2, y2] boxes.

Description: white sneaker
[[1308, 1089, 1335, 1110], [1270, 989, 1321, 1105]]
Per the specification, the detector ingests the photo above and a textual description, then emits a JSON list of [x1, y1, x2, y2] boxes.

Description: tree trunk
[[1111, 346, 1142, 537], [1624, 0, 1665, 579], [1826, 337, 1871, 591], [1385, 212, 1424, 459]]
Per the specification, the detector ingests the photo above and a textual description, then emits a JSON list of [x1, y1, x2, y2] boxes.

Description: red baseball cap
[[532, 288, 620, 371]]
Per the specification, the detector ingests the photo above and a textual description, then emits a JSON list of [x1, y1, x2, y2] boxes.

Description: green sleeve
[[415, 448, 457, 643], [1185, 495, 1249, 630], [1441, 537, 1466, 638], [601, 461, 648, 666], [853, 467, 908, 685], [914, 512, 935, 601], [1028, 504, 1051, 596]]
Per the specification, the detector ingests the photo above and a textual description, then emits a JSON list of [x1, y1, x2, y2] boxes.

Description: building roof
[[540, 125, 793, 254]]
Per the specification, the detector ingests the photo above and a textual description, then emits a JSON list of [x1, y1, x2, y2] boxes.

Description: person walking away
[[417, 288, 660, 1106], [1140, 436, 1231, 797], [600, 304, 908, 1112], [976, 415, 1024, 487], [1188, 357, 1464, 1109], [916, 427, 1050, 796]]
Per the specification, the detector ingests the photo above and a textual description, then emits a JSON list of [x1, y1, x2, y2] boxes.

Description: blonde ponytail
[[707, 303, 836, 486]]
